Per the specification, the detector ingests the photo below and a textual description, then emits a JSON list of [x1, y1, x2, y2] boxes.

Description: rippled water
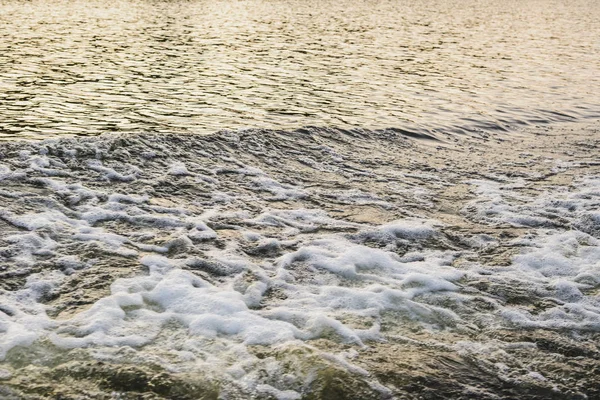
[[0, 0, 599, 140]]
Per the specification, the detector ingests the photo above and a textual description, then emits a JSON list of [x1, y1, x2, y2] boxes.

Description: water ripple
[[0, 0, 599, 140]]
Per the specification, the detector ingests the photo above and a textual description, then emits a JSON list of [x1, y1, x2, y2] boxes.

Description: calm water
[[0, 0, 599, 140]]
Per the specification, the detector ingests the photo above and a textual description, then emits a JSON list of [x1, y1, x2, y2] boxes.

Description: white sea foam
[[168, 161, 191, 176], [466, 177, 600, 232], [0, 159, 462, 378], [246, 208, 361, 234], [250, 176, 307, 200], [86, 160, 140, 182], [0, 272, 58, 360], [463, 177, 600, 331], [0, 164, 26, 181], [1, 145, 599, 396]]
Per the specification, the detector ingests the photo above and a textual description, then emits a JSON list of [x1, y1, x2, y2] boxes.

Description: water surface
[[0, 0, 599, 140]]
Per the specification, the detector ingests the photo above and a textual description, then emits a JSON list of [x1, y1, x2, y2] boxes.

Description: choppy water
[[2, 1, 600, 399], [1, 123, 600, 399], [1, 0, 599, 140]]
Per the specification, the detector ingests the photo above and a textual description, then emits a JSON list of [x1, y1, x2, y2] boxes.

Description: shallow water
[[1, 0, 599, 140], [1, 1, 600, 398], [1, 122, 599, 399]]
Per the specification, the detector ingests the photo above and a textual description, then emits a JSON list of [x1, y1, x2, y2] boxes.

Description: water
[[2, 1, 600, 398], [1, 123, 600, 399], [1, 0, 599, 140]]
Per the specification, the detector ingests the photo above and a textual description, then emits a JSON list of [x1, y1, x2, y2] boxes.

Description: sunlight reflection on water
[[0, 0, 599, 139]]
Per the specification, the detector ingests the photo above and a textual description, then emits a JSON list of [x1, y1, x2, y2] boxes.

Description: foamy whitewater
[[0, 124, 599, 399]]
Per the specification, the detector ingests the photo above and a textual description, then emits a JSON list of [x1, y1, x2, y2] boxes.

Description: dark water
[[0, 0, 599, 140]]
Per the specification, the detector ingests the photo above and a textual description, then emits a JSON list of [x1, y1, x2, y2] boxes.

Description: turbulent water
[[0, 122, 599, 399], [1, 0, 599, 140], [1, 0, 600, 399]]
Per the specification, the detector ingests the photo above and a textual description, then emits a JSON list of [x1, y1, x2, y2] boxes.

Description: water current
[[1, 1, 600, 399]]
